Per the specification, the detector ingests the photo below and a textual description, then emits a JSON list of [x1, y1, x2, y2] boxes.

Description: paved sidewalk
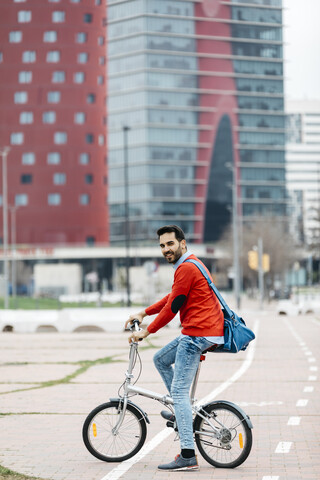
[[0, 307, 319, 480]]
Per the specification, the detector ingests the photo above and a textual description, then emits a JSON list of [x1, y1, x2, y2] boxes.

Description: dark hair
[[157, 225, 186, 242]]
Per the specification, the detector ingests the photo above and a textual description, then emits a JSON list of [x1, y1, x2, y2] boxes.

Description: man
[[125, 225, 224, 471]]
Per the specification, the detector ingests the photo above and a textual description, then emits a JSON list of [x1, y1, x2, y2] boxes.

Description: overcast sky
[[282, 0, 320, 101]]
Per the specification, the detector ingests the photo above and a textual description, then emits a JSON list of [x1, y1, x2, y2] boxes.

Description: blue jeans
[[153, 335, 213, 450]]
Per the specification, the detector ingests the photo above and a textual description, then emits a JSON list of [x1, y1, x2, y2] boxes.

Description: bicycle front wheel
[[194, 402, 252, 468], [82, 401, 147, 462]]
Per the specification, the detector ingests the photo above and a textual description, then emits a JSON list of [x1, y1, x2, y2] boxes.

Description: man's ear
[[181, 239, 187, 251]]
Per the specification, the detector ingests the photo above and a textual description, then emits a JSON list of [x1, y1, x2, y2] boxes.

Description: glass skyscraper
[[107, 0, 286, 244]]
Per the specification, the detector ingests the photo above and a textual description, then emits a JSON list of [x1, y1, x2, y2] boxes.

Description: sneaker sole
[[158, 465, 199, 472]]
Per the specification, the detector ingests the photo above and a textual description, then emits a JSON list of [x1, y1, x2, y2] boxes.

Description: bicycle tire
[[82, 400, 147, 462], [194, 402, 252, 468]]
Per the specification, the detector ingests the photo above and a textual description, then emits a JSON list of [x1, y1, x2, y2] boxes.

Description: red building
[[0, 0, 108, 246]]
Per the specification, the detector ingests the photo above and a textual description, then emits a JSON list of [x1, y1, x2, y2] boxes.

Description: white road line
[[275, 441, 292, 453], [296, 399, 308, 407], [308, 375, 317, 381], [308, 357, 316, 363], [99, 318, 260, 480], [304, 351, 312, 356], [262, 477, 280, 480], [287, 416, 301, 426], [310, 366, 318, 371], [303, 386, 314, 393]]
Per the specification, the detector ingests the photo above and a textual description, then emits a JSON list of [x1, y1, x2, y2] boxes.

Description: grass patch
[[0, 465, 46, 480], [0, 297, 143, 310], [0, 356, 115, 395]]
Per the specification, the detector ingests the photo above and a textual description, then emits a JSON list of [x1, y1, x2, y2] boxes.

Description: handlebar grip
[[131, 318, 140, 331]]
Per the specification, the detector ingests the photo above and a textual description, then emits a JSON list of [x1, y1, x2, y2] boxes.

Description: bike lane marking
[[99, 317, 260, 480], [275, 441, 292, 453], [287, 416, 301, 426]]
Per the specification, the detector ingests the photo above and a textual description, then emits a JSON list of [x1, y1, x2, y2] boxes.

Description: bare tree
[[216, 217, 299, 294]]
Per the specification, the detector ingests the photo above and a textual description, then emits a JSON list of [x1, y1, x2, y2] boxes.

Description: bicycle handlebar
[[129, 319, 140, 331]]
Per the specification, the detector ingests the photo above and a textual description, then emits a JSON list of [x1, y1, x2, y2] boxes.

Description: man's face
[[159, 232, 186, 264]]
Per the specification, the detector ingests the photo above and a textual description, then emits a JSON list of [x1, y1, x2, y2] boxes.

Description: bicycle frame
[[112, 338, 220, 437]]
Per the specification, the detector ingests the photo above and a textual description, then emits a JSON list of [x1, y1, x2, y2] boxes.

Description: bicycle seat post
[[190, 354, 205, 405]]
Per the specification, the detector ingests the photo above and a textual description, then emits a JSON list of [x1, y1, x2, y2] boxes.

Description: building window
[[98, 36, 104, 46], [21, 174, 33, 184], [48, 193, 61, 205], [43, 111, 56, 124], [15, 194, 28, 206], [87, 93, 96, 104], [43, 31, 57, 42], [80, 194, 90, 205], [0, 52, 2, 63], [52, 71, 65, 83], [52, 11, 65, 22], [22, 152, 35, 165], [14, 92, 28, 104], [20, 112, 34, 124], [85, 174, 93, 184], [74, 72, 85, 84], [86, 236, 95, 246], [95, 0, 102, 4], [79, 153, 90, 164], [48, 0, 61, 3], [99, 56, 106, 65], [47, 51, 60, 63], [47, 152, 61, 164], [98, 135, 104, 145], [76, 32, 87, 43], [74, 112, 86, 124], [85, 134, 94, 144], [19, 71, 32, 83], [9, 31, 22, 43], [18, 11, 32, 23], [14, 0, 27, 3], [83, 13, 92, 23], [71, 0, 81, 3], [47, 91, 61, 103], [78, 52, 89, 63], [53, 173, 66, 185], [97, 75, 104, 85], [10, 133, 24, 145], [54, 132, 67, 144], [22, 51, 36, 63]]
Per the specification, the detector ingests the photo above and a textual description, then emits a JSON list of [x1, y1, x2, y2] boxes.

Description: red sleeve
[[146, 264, 193, 333]]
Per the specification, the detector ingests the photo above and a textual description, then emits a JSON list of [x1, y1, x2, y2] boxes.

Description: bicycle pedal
[[166, 421, 178, 432]]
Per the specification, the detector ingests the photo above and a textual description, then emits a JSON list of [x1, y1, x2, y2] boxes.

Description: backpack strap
[[185, 259, 234, 319]]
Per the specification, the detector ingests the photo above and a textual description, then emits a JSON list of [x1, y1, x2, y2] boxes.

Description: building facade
[[286, 100, 320, 247], [0, 0, 108, 246], [108, 0, 286, 243]]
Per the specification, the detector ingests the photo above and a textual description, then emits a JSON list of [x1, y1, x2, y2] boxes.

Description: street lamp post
[[0, 147, 10, 309], [123, 126, 131, 307], [9, 205, 18, 304], [232, 162, 241, 309]]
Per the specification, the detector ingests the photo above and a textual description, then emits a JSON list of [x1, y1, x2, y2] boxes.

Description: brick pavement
[[0, 306, 319, 480]]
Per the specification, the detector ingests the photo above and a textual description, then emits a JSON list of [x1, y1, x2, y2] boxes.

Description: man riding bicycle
[[126, 225, 224, 472]]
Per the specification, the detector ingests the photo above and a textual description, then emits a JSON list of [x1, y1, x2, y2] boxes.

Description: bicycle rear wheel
[[82, 400, 147, 462], [194, 402, 252, 468]]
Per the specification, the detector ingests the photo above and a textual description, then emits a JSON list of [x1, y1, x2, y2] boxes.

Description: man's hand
[[124, 311, 146, 330], [128, 328, 150, 344]]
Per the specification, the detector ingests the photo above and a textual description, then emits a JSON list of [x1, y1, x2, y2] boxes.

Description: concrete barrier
[[0, 308, 181, 333]]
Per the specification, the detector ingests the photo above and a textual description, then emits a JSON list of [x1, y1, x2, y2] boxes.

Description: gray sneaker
[[158, 454, 199, 471]]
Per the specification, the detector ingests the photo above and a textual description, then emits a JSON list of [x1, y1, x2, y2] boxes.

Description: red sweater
[[146, 254, 224, 337]]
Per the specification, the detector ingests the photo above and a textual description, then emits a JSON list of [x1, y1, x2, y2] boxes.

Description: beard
[[164, 245, 183, 264]]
